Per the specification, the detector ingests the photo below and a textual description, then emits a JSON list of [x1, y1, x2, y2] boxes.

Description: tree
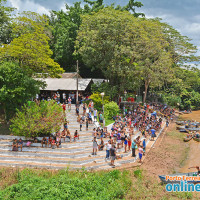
[[89, 93, 109, 111], [0, 12, 64, 77], [49, 2, 85, 72], [0, 62, 42, 121], [104, 101, 120, 120], [0, 0, 15, 45], [75, 8, 173, 100], [157, 19, 200, 65], [10, 100, 65, 138], [49, 0, 144, 77]]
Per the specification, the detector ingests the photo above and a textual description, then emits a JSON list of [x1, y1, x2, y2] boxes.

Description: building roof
[[37, 78, 92, 91], [60, 72, 82, 79], [92, 79, 107, 84]]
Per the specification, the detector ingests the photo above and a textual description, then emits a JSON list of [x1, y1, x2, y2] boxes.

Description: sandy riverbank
[[179, 111, 200, 173]]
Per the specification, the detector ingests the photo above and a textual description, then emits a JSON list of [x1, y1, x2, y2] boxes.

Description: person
[[64, 120, 68, 131], [188, 166, 200, 175], [63, 92, 66, 104], [128, 136, 131, 151], [26, 141, 32, 147], [57, 92, 60, 103], [12, 139, 18, 151], [124, 136, 128, 153], [66, 130, 71, 142], [61, 130, 66, 142], [93, 108, 97, 122], [88, 111, 92, 124], [142, 138, 146, 156], [151, 128, 156, 141], [92, 137, 98, 155], [131, 139, 136, 157], [99, 112, 103, 127], [41, 137, 47, 147], [76, 105, 79, 116], [56, 136, 61, 148], [77, 115, 81, 123], [105, 140, 111, 161], [80, 120, 83, 131], [74, 130, 79, 141], [98, 138, 104, 151], [62, 103, 66, 113], [83, 103, 86, 116], [68, 97, 72, 109], [86, 118, 89, 131], [138, 145, 144, 163], [48, 137, 52, 147], [51, 138, 56, 149], [110, 144, 116, 167], [18, 138, 23, 151], [166, 120, 169, 127]]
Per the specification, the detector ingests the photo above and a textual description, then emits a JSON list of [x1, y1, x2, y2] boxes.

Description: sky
[[6, 0, 200, 58]]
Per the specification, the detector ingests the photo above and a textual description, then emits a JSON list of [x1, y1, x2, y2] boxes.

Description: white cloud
[[9, 0, 50, 15]]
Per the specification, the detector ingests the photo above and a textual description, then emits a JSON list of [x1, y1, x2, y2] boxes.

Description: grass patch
[[127, 170, 193, 200], [105, 118, 115, 126], [166, 130, 190, 168], [0, 168, 132, 200], [166, 130, 185, 140]]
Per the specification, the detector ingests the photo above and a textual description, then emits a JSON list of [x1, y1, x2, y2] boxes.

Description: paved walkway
[[0, 105, 165, 170]]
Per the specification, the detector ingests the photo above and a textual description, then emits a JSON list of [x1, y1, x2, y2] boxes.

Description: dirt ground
[[179, 110, 200, 173], [140, 110, 200, 178], [140, 121, 189, 180]]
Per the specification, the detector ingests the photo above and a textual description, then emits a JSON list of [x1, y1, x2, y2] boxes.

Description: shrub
[[10, 100, 64, 138], [104, 101, 120, 120], [0, 169, 131, 200], [90, 93, 109, 111]]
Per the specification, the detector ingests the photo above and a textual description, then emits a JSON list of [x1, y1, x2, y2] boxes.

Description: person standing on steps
[[142, 138, 146, 156], [80, 119, 83, 131], [93, 108, 97, 122], [86, 118, 89, 131], [105, 140, 111, 161], [110, 144, 116, 167], [92, 137, 98, 155], [63, 92, 66, 104], [83, 103, 86, 116], [131, 139, 136, 157], [68, 96, 72, 109], [138, 145, 144, 163], [62, 103, 66, 114]]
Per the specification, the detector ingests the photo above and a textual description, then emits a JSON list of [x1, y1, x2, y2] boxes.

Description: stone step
[[0, 156, 107, 166]]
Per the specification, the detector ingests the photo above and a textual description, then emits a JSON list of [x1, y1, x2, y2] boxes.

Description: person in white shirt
[[105, 140, 112, 161], [68, 97, 72, 109], [63, 92, 66, 103], [93, 109, 97, 122]]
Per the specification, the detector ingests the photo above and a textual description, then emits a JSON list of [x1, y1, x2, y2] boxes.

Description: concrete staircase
[[0, 105, 142, 170]]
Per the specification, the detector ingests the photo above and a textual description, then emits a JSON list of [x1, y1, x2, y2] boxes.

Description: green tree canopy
[[75, 8, 174, 101], [10, 100, 65, 138], [0, 62, 42, 121], [0, 12, 64, 77], [0, 0, 15, 45], [49, 0, 144, 76]]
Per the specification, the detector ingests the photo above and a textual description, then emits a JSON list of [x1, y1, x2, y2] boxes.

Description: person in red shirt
[[62, 103, 66, 113]]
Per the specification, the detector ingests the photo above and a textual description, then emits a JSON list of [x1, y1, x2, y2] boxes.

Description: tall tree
[[0, 0, 15, 45], [49, 0, 144, 77], [75, 8, 173, 100], [0, 62, 42, 121], [0, 12, 64, 77]]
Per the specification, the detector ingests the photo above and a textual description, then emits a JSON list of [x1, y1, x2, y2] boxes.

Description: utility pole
[[76, 60, 79, 105]]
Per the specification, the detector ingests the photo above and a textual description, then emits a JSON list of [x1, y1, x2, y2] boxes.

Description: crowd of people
[[90, 103, 175, 166], [12, 96, 175, 168]]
